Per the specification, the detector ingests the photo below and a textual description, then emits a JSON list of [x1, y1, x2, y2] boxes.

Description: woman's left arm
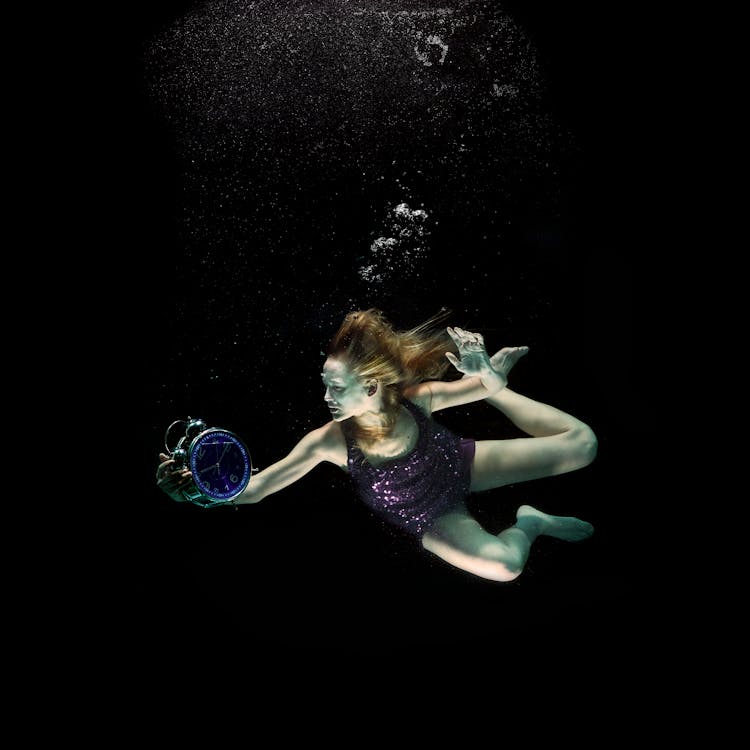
[[408, 327, 528, 412]]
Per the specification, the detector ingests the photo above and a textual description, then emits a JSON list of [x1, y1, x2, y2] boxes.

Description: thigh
[[422, 504, 516, 580], [423, 503, 502, 558], [470, 434, 585, 492]]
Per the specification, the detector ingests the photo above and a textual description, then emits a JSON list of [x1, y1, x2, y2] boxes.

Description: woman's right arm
[[156, 422, 344, 506], [233, 423, 340, 505]]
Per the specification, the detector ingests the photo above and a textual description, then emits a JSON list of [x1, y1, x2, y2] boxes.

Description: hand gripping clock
[[164, 417, 253, 508]]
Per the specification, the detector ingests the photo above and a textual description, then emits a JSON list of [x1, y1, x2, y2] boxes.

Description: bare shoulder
[[306, 420, 348, 467], [402, 383, 433, 417]]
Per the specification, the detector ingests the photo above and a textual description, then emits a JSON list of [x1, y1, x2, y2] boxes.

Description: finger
[[157, 462, 189, 483], [160, 472, 192, 490], [157, 456, 175, 472], [456, 328, 480, 345], [445, 351, 460, 368], [451, 328, 474, 348]]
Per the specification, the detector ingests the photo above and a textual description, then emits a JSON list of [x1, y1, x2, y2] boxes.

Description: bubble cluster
[[359, 202, 431, 283], [141, 0, 574, 398]]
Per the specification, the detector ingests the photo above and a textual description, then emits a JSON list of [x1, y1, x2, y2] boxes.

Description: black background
[[106, 1, 643, 659]]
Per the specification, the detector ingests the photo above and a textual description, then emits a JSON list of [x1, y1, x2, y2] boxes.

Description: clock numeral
[[230, 474, 238, 483]]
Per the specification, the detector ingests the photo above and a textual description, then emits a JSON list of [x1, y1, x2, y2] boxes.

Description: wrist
[[234, 482, 261, 505], [480, 368, 506, 396]]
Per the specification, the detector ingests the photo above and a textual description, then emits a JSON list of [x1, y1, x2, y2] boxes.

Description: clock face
[[188, 428, 251, 500]]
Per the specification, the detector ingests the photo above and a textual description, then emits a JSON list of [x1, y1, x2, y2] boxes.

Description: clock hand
[[219, 442, 231, 462]]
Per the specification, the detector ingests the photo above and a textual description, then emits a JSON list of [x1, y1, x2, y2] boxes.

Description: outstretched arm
[[156, 423, 342, 506], [234, 424, 339, 505]]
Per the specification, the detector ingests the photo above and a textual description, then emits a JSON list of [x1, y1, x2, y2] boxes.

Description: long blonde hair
[[326, 308, 458, 445]]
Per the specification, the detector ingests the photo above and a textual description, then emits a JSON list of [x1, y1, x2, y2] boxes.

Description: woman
[[156, 308, 597, 582]]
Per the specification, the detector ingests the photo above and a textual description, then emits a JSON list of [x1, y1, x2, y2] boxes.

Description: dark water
[[110, 1, 641, 658]]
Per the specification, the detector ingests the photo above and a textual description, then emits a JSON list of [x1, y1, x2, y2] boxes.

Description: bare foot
[[516, 504, 594, 542], [489, 346, 529, 379]]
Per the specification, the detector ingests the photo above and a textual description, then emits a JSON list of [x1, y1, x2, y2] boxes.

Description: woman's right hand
[[156, 452, 193, 502]]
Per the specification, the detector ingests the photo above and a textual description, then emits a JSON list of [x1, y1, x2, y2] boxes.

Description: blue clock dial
[[188, 428, 251, 500]]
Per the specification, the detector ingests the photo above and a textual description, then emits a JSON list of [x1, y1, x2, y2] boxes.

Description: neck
[[353, 408, 389, 430], [350, 403, 401, 446]]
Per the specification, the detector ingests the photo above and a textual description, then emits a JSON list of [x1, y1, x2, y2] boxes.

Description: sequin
[[345, 399, 475, 536]]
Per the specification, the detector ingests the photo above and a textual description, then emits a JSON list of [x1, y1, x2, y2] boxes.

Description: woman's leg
[[470, 427, 597, 491], [468, 349, 597, 490], [457, 348, 598, 491], [422, 503, 593, 582], [425, 347, 595, 581]]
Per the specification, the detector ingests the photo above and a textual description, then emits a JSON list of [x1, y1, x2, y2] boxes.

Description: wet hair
[[326, 308, 458, 445]]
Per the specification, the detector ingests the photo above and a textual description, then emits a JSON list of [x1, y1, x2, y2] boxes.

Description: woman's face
[[321, 356, 375, 421]]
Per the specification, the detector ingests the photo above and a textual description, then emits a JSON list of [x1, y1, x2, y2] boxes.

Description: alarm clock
[[165, 416, 252, 508]]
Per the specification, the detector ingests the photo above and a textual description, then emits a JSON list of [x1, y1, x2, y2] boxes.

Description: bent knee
[[567, 424, 598, 470], [581, 426, 598, 465], [479, 561, 522, 583], [422, 534, 523, 583], [464, 556, 522, 583]]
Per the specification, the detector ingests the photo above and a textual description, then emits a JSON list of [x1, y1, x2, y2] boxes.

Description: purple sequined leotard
[[344, 398, 476, 536]]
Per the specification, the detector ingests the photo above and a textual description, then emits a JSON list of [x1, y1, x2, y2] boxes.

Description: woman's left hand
[[445, 326, 494, 377]]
